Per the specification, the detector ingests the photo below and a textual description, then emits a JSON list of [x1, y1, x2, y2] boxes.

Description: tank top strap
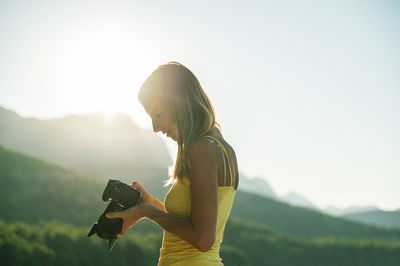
[[202, 135, 234, 187]]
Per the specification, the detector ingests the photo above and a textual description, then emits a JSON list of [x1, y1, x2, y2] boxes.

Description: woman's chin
[[168, 135, 177, 141]]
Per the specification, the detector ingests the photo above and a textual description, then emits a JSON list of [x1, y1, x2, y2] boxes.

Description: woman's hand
[[106, 205, 148, 235], [131, 181, 154, 205], [131, 181, 166, 212]]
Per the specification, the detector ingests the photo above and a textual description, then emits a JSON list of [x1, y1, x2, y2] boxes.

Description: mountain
[[2, 107, 400, 265], [2, 106, 400, 241], [231, 191, 400, 240], [238, 175, 319, 210], [341, 210, 400, 230], [3, 214, 400, 266], [223, 217, 400, 266], [281, 192, 318, 210], [2, 144, 399, 241], [2, 145, 400, 266], [0, 144, 105, 226], [325, 205, 380, 216], [238, 175, 278, 199], [0, 106, 171, 184]]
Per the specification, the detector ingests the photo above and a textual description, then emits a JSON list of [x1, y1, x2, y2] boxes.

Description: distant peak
[[50, 112, 139, 129], [0, 106, 141, 128], [0, 105, 20, 116]]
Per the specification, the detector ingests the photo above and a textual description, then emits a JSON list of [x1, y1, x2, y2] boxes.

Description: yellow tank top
[[158, 136, 236, 266]]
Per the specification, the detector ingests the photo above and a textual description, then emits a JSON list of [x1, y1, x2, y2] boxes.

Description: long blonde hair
[[138, 62, 218, 183]]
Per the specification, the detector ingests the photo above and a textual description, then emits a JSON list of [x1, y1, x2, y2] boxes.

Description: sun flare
[[103, 110, 116, 122], [53, 26, 158, 129]]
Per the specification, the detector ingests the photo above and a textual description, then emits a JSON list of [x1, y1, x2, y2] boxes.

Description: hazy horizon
[[1, 104, 398, 212], [1, 0, 399, 211]]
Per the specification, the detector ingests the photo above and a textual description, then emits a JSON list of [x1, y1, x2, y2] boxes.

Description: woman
[[106, 62, 239, 265]]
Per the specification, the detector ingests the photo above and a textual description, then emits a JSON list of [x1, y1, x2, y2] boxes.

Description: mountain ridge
[[2, 105, 399, 232], [0, 106, 172, 184]]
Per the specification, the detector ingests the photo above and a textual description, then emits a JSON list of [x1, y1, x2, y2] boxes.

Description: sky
[[1, 0, 399, 211]]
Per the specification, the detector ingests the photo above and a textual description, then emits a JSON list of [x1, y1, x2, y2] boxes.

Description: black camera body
[[87, 179, 142, 250]]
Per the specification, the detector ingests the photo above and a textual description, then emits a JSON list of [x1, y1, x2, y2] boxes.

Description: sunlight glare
[[54, 25, 159, 129], [103, 110, 116, 123]]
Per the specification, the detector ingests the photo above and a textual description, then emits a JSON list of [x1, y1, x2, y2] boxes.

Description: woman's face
[[142, 98, 179, 141]]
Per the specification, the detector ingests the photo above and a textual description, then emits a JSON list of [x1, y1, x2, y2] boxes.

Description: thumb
[[106, 211, 123, 219]]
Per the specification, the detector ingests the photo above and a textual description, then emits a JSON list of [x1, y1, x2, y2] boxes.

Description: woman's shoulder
[[187, 128, 239, 189], [197, 131, 239, 189], [188, 130, 232, 158], [199, 130, 236, 156], [188, 136, 220, 161]]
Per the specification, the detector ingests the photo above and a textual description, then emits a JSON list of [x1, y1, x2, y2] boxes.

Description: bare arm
[[146, 139, 218, 251], [108, 140, 219, 252]]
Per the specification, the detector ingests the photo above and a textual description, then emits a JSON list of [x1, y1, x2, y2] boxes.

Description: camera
[[87, 179, 142, 251]]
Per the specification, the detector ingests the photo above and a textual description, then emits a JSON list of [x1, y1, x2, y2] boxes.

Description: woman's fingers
[[119, 224, 129, 235], [106, 211, 128, 235], [106, 211, 122, 219], [106, 207, 131, 219], [131, 181, 151, 204], [106, 206, 142, 235], [131, 181, 144, 191]]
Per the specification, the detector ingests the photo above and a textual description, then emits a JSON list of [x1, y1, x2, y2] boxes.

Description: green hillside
[[1, 145, 400, 265], [1, 218, 400, 266], [0, 220, 161, 266], [0, 145, 105, 226], [232, 192, 400, 240], [2, 106, 398, 242], [223, 217, 400, 266], [1, 144, 399, 241], [342, 210, 400, 230]]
